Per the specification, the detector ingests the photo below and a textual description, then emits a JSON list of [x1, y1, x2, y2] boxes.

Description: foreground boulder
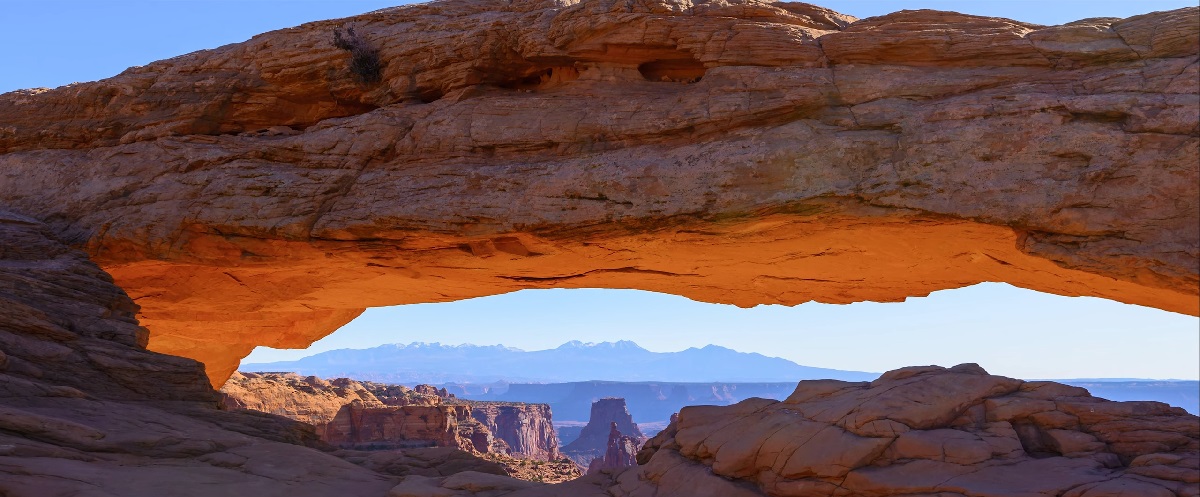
[[404, 364, 1199, 496], [621, 364, 1200, 497], [0, 0, 1195, 385]]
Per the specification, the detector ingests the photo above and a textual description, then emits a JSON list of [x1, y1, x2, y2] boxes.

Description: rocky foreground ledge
[[0, 213, 1196, 496]]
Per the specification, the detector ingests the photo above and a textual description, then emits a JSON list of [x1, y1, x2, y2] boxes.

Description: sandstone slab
[[0, 0, 1194, 385]]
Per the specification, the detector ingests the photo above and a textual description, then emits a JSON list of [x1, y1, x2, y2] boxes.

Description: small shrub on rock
[[332, 26, 382, 84]]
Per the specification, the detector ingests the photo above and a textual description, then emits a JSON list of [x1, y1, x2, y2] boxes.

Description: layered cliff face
[[1, 0, 1198, 495], [220, 372, 385, 425], [403, 365, 1200, 497], [562, 398, 647, 467], [324, 402, 477, 450], [586, 422, 640, 475], [471, 402, 562, 461], [0, 0, 1194, 385], [2, 212, 1197, 495], [221, 372, 562, 460], [625, 364, 1200, 497]]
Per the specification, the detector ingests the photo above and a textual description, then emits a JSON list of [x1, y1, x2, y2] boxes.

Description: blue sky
[[3, 1, 1197, 380], [245, 284, 1200, 380]]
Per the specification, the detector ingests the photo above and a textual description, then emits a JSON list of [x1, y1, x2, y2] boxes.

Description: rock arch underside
[[0, 0, 1198, 496]]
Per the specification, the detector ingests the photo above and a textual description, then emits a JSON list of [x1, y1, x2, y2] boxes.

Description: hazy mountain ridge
[[241, 340, 880, 383]]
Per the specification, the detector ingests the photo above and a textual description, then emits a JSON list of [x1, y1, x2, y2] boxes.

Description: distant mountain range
[[240, 340, 880, 383], [444, 380, 1200, 421]]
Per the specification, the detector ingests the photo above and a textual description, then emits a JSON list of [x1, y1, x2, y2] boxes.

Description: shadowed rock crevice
[[637, 57, 706, 83]]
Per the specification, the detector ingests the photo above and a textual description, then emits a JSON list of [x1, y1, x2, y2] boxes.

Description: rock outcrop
[[0, 0, 1195, 385], [0, 213, 399, 496], [1, 1, 1198, 495], [369, 382, 449, 406], [586, 422, 640, 475], [562, 398, 646, 468], [221, 372, 562, 460], [398, 364, 1200, 497], [471, 402, 562, 461], [324, 401, 479, 450], [2, 212, 1197, 495], [220, 372, 384, 425]]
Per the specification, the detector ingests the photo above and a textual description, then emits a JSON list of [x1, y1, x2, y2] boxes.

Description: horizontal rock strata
[[1, 213, 1196, 496], [0, 0, 1194, 384], [563, 397, 646, 468], [220, 372, 562, 459], [402, 364, 1200, 497]]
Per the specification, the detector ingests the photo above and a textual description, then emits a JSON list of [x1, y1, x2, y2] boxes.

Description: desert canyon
[[0, 0, 1197, 495]]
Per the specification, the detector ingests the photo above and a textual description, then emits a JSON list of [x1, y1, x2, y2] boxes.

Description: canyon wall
[[403, 364, 1200, 497], [562, 398, 647, 467], [2, 210, 1197, 495], [471, 402, 562, 461], [220, 372, 562, 460], [585, 422, 640, 475], [323, 402, 476, 450], [1, 0, 1197, 495], [0, 0, 1194, 385], [220, 372, 385, 425]]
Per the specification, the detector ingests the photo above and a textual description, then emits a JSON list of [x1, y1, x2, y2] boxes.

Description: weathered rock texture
[[220, 372, 562, 459], [220, 372, 385, 425], [1, 214, 1197, 495], [0, 0, 1196, 386], [563, 398, 646, 467], [586, 422, 640, 475], [471, 402, 562, 461], [0, 213, 399, 496], [325, 401, 480, 450], [399, 364, 1200, 497]]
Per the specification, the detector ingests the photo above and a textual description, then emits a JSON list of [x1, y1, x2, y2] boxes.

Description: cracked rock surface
[[1, 211, 1197, 496], [0, 0, 1195, 385], [0, 212, 400, 496], [376, 364, 1200, 497]]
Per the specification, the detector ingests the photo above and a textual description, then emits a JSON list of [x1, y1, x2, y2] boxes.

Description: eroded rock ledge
[[404, 364, 1200, 497], [1, 0, 1197, 384], [220, 372, 564, 462], [0, 213, 1196, 496]]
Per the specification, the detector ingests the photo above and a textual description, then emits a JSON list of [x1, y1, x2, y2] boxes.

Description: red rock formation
[[221, 372, 562, 459], [366, 382, 444, 406], [414, 384, 452, 399], [219, 372, 384, 425], [401, 365, 1200, 497], [563, 398, 646, 467], [0, 213, 399, 496], [324, 401, 476, 451], [627, 364, 1200, 497], [471, 402, 562, 461], [586, 422, 640, 475], [2, 211, 1197, 496], [0, 0, 1194, 385], [1, 0, 1198, 495]]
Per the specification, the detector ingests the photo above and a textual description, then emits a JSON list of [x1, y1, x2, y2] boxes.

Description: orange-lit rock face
[[0, 0, 1196, 386]]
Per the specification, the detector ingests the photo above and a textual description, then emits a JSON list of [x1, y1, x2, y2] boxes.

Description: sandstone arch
[[1, 0, 1196, 386]]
